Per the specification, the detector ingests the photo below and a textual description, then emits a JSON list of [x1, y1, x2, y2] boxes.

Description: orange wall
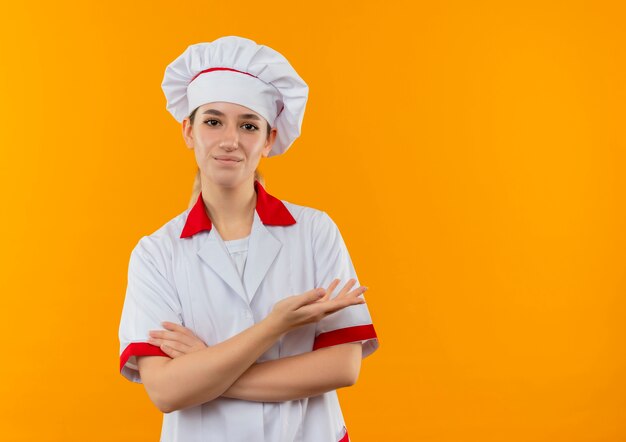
[[1, 1, 624, 441]]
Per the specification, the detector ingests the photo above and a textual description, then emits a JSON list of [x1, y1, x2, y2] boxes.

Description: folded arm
[[221, 342, 362, 402], [136, 282, 366, 413], [137, 316, 284, 413]]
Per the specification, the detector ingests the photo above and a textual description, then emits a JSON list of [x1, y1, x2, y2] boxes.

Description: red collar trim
[[180, 180, 296, 239]]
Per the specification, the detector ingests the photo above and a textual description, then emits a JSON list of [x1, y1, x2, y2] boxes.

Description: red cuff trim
[[313, 324, 377, 351], [119, 342, 170, 372], [339, 429, 349, 442]]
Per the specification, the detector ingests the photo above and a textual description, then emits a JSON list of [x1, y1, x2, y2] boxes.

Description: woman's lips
[[214, 157, 242, 165]]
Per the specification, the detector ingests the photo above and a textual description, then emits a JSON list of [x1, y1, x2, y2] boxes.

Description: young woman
[[118, 36, 379, 442]]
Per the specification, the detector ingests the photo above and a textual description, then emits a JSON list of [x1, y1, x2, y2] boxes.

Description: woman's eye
[[242, 123, 258, 131], [204, 119, 220, 126]]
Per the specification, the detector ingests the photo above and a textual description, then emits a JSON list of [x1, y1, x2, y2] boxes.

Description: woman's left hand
[[148, 321, 208, 358]]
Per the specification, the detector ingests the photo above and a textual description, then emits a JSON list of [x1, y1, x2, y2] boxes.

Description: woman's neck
[[200, 176, 257, 240]]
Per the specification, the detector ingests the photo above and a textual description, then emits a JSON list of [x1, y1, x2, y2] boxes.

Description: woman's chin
[[203, 171, 251, 188]]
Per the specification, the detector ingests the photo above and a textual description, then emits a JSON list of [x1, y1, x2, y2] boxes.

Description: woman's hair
[[187, 106, 270, 209]]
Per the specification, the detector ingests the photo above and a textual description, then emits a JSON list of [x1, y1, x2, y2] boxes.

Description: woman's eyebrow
[[239, 113, 261, 121], [201, 109, 261, 120], [202, 109, 225, 116]]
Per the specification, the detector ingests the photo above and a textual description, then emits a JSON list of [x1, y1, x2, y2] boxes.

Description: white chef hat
[[161, 36, 309, 156]]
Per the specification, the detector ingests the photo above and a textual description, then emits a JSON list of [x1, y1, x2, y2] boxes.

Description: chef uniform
[[118, 36, 379, 442]]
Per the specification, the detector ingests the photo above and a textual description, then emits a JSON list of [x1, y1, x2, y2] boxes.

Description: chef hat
[[161, 36, 309, 156]]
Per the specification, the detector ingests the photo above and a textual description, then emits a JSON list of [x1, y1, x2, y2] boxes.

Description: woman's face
[[182, 101, 276, 189]]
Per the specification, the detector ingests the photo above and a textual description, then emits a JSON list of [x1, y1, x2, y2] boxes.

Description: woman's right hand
[[266, 278, 367, 334]]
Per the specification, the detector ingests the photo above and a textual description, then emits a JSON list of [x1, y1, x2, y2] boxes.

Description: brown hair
[[186, 106, 270, 209]]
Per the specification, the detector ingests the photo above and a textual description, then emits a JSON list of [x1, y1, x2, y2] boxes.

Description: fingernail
[[362, 286, 368, 291]]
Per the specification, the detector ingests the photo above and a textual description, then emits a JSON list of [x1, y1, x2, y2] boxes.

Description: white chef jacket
[[118, 180, 379, 442], [223, 235, 250, 285]]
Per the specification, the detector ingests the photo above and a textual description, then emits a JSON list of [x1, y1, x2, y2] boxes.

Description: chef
[[118, 35, 379, 442]]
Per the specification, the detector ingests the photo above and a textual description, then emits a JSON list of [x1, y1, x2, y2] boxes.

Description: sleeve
[[311, 211, 379, 358], [118, 237, 183, 383]]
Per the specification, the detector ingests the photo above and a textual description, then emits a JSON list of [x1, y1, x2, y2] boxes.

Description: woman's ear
[[182, 118, 194, 149], [261, 127, 278, 157]]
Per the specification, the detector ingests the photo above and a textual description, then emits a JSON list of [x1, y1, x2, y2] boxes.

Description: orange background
[[1, 1, 625, 441]]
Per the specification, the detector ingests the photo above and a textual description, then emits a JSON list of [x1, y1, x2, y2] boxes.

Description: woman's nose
[[220, 124, 239, 149]]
